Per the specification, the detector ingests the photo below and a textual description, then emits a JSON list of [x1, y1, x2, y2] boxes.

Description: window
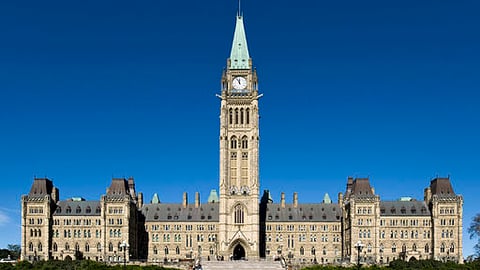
[[300, 246, 304, 256], [164, 247, 169, 255], [66, 206, 72, 213], [76, 206, 81, 213], [241, 136, 248, 149], [450, 244, 455, 253], [108, 243, 113, 252], [176, 246, 180, 255], [229, 108, 233, 124], [311, 247, 316, 255], [86, 206, 91, 213], [230, 136, 237, 149], [246, 108, 250, 124], [234, 204, 245, 224], [440, 243, 445, 253], [392, 243, 396, 253]]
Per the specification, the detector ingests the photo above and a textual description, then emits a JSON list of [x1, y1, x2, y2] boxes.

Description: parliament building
[[21, 13, 463, 266]]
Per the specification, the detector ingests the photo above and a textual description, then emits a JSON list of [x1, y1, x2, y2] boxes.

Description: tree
[[468, 213, 480, 257], [6, 244, 20, 260]]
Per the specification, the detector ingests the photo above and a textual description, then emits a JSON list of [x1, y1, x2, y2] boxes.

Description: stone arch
[[228, 239, 249, 260]]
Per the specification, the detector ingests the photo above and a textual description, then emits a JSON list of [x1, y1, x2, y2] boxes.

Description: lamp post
[[354, 241, 364, 269], [120, 240, 129, 269]]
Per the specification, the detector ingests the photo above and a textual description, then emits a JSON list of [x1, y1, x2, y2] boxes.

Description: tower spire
[[229, 13, 250, 69]]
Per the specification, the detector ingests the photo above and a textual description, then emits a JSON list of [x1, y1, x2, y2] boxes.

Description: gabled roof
[[229, 15, 250, 69], [380, 200, 430, 216], [53, 200, 101, 216], [142, 203, 219, 222], [266, 203, 341, 222]]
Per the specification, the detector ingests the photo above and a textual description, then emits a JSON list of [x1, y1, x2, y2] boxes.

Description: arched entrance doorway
[[233, 244, 245, 260]]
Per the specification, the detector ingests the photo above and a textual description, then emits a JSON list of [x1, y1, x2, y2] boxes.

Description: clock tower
[[218, 13, 261, 259]]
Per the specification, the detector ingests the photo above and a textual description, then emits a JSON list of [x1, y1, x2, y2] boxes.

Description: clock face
[[232, 76, 247, 90]]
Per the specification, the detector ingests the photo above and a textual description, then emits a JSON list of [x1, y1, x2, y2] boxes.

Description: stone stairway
[[201, 260, 284, 270]]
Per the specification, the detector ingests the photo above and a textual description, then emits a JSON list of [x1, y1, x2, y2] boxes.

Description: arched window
[[402, 244, 406, 253], [234, 204, 245, 224], [240, 108, 244, 124], [176, 246, 180, 255], [97, 243, 101, 252], [75, 243, 80, 252], [153, 246, 158, 255], [164, 246, 169, 255], [300, 246, 304, 255], [246, 108, 250, 124], [85, 243, 90, 252], [96, 206, 101, 214], [235, 108, 239, 124], [412, 243, 417, 251], [53, 243, 58, 252], [311, 247, 316, 255], [76, 206, 81, 213], [86, 206, 91, 213], [66, 206, 72, 213], [65, 243, 70, 251], [229, 108, 233, 125], [108, 242, 113, 252], [425, 244, 429, 253], [392, 243, 396, 253], [230, 136, 237, 149], [241, 136, 248, 149], [28, 242, 34, 252], [38, 243, 42, 252], [450, 243, 455, 253], [440, 243, 445, 253]]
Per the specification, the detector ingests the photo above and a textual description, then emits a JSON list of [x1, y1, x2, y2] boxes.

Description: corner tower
[[218, 14, 261, 259]]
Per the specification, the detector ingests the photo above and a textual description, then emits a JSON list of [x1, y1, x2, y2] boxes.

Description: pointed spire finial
[[238, 0, 241, 16]]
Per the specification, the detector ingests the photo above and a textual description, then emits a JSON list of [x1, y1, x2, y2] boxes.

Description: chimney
[[424, 187, 431, 203], [183, 192, 188, 208], [338, 192, 343, 204], [195, 192, 200, 208], [281, 192, 285, 208], [293, 192, 298, 208], [137, 192, 143, 208]]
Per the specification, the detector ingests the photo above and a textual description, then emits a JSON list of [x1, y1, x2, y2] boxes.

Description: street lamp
[[354, 241, 364, 269], [120, 240, 129, 269]]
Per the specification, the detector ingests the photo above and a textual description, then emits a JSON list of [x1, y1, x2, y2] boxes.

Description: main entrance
[[233, 244, 245, 260]]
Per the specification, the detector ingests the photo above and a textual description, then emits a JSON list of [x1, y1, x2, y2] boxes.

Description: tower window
[[241, 136, 248, 149], [229, 108, 233, 125], [246, 108, 250, 124], [234, 204, 245, 224], [240, 108, 244, 124], [230, 136, 237, 149], [235, 108, 239, 124]]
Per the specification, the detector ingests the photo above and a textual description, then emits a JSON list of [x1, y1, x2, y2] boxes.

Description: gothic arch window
[[449, 243, 455, 253], [38, 229, 41, 237], [230, 136, 237, 149], [425, 244, 429, 253], [38, 243, 42, 252], [153, 246, 158, 255], [164, 246, 169, 255], [75, 243, 80, 252], [234, 204, 245, 224], [392, 243, 396, 253], [65, 243, 70, 251], [108, 242, 113, 252], [28, 242, 33, 252], [412, 243, 417, 251], [402, 244, 406, 253], [229, 108, 233, 125], [246, 108, 250, 124], [85, 243, 90, 252], [176, 246, 180, 255], [440, 243, 445, 253], [235, 108, 239, 124], [311, 247, 316, 255], [300, 246, 304, 255], [97, 243, 101, 252], [241, 136, 248, 149], [53, 243, 58, 252]]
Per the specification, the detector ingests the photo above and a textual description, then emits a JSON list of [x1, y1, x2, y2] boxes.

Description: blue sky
[[1, 0, 479, 257]]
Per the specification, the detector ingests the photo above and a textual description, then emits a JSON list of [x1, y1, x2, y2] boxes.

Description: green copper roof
[[207, 189, 219, 203], [229, 15, 250, 69], [323, 193, 332, 204], [151, 193, 160, 204]]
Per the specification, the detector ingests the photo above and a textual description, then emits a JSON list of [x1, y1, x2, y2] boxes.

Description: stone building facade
[[21, 13, 463, 265]]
